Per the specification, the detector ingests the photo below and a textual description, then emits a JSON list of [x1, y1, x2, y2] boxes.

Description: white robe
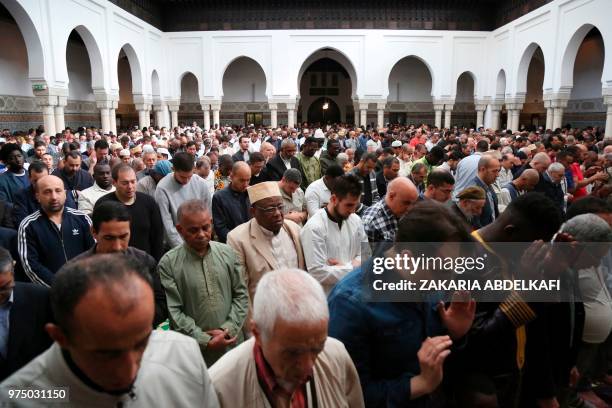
[[0, 331, 220, 407], [301, 208, 369, 293]]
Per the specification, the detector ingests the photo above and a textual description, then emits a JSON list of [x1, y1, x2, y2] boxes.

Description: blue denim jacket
[[328, 261, 447, 408]]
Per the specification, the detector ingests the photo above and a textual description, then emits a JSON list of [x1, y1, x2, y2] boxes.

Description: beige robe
[[227, 219, 305, 300], [209, 337, 364, 408]]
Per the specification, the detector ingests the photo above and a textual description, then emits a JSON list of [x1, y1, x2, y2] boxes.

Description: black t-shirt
[[95, 192, 164, 261]]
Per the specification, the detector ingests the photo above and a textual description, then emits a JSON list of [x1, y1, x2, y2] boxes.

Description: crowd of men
[[0, 119, 610, 407]]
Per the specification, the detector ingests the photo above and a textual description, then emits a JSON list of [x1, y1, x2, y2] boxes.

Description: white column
[[269, 103, 278, 128], [545, 101, 554, 131], [136, 106, 147, 129], [42, 105, 57, 136], [168, 102, 180, 129], [475, 103, 487, 129], [100, 108, 111, 134], [96, 99, 113, 134], [605, 96, 612, 138], [211, 103, 221, 128], [154, 104, 165, 128], [199, 101, 210, 130], [376, 102, 386, 130], [359, 103, 368, 128], [489, 107, 500, 130], [551, 99, 569, 130], [110, 100, 118, 135], [433, 103, 444, 129], [512, 110, 521, 131], [552, 108, 563, 130], [35, 95, 58, 136], [286, 103, 296, 128], [54, 97, 67, 132], [444, 104, 453, 129], [506, 102, 523, 132]]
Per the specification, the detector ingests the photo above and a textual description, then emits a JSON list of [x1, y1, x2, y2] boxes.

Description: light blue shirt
[[452, 152, 482, 201], [0, 290, 14, 359]]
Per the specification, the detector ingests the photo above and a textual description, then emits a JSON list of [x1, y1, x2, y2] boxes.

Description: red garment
[[253, 343, 307, 408], [570, 162, 587, 198]]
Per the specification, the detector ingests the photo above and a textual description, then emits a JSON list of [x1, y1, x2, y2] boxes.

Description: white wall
[[0, 17, 31, 96]]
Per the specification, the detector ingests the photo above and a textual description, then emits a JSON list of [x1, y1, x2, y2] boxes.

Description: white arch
[[179, 71, 200, 103], [560, 25, 605, 91], [65, 25, 105, 91], [386, 54, 436, 97], [117, 43, 144, 95], [297, 48, 358, 98], [495, 69, 507, 100], [0, 0, 45, 81], [456, 71, 477, 100], [221, 56, 268, 100], [516, 42, 546, 96], [151, 70, 161, 102]]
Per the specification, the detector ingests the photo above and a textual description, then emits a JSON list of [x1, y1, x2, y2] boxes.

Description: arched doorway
[[387, 56, 433, 125], [566, 28, 605, 128], [0, 1, 36, 131], [178, 72, 201, 126], [66, 29, 99, 129], [221, 56, 267, 126], [455, 71, 476, 128], [298, 49, 356, 126], [307, 97, 340, 124], [521, 46, 545, 130], [495, 69, 507, 129]]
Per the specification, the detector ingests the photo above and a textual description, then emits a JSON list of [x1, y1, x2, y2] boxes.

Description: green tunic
[[158, 241, 249, 366], [297, 153, 321, 190]]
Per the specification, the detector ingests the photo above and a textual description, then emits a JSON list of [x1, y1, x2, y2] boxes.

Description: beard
[[333, 203, 350, 221]]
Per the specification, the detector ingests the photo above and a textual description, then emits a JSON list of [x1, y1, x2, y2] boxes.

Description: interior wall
[[521, 47, 545, 129]]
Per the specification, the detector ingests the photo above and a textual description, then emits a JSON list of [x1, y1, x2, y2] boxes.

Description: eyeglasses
[[254, 204, 285, 214]]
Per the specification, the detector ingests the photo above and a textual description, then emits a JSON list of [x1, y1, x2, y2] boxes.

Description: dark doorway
[[308, 98, 340, 124]]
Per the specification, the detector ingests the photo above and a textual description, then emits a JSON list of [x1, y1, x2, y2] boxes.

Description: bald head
[[516, 168, 540, 191], [35, 175, 66, 215], [230, 161, 252, 193], [531, 152, 551, 173], [386, 177, 419, 218]]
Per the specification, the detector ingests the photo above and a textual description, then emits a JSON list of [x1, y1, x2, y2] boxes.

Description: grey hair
[[548, 162, 565, 173], [561, 213, 612, 242], [532, 152, 551, 165], [177, 199, 209, 223], [196, 155, 211, 169], [280, 138, 296, 149], [336, 152, 349, 165], [252, 268, 328, 341]]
